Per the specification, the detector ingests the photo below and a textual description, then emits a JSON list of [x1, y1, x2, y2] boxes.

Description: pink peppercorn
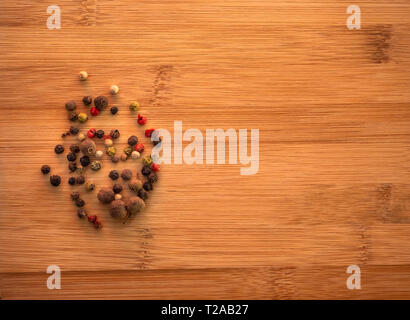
[[90, 107, 99, 116], [87, 215, 97, 223], [145, 128, 155, 138], [135, 143, 144, 153], [152, 163, 160, 172], [87, 128, 96, 138], [137, 114, 147, 126]]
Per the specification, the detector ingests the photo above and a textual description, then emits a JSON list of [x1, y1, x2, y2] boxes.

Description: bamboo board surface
[[1, 0, 410, 299]]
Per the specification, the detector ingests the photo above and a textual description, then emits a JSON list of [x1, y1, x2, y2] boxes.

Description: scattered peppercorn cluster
[[41, 71, 161, 230]]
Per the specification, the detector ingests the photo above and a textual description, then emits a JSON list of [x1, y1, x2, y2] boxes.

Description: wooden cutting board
[[1, 0, 410, 299]]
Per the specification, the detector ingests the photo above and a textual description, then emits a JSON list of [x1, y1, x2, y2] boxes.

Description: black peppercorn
[[113, 184, 123, 194], [82, 96, 92, 106], [127, 135, 138, 146], [54, 144, 64, 154], [96, 130, 104, 139], [61, 132, 70, 138], [77, 208, 88, 218], [94, 96, 109, 111], [76, 175, 85, 185], [110, 106, 118, 115], [80, 155, 90, 167], [70, 144, 80, 153], [71, 191, 80, 201], [137, 189, 149, 200], [110, 129, 120, 139], [65, 101, 76, 112], [147, 172, 158, 184], [109, 170, 119, 180], [68, 162, 77, 172], [50, 175, 61, 187], [69, 126, 79, 135], [75, 198, 85, 207], [41, 165, 50, 175], [67, 152, 76, 162], [143, 181, 153, 191], [68, 177, 76, 185], [69, 112, 78, 122], [141, 165, 152, 176]]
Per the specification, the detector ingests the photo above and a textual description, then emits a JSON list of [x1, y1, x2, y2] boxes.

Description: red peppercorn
[[145, 128, 155, 138], [90, 107, 100, 116], [94, 220, 103, 229], [152, 163, 160, 172], [87, 128, 96, 138], [135, 143, 144, 153], [88, 215, 97, 223], [103, 134, 111, 140], [137, 114, 147, 125]]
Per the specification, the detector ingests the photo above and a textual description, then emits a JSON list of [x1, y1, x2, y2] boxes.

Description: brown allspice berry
[[110, 155, 120, 163], [120, 153, 128, 161], [94, 96, 109, 111], [128, 179, 143, 193], [97, 187, 115, 204], [109, 200, 128, 219], [121, 169, 132, 180], [76, 175, 85, 185], [79, 139, 96, 156], [65, 101, 76, 112], [127, 135, 138, 146], [126, 196, 145, 216], [110, 129, 120, 139]]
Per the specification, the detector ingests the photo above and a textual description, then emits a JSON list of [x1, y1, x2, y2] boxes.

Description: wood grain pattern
[[1, 0, 410, 299]]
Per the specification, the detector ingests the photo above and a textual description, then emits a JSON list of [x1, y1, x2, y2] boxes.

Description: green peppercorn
[[123, 146, 132, 156], [77, 113, 88, 123], [41, 165, 50, 174], [106, 146, 116, 157], [54, 145, 64, 154], [129, 101, 139, 111], [50, 175, 61, 186], [65, 101, 76, 111], [142, 155, 153, 166]]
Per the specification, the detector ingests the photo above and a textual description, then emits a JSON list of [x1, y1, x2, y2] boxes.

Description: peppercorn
[[110, 129, 120, 139], [128, 179, 143, 193], [69, 112, 79, 122], [54, 144, 64, 154], [96, 130, 104, 139], [82, 96, 92, 105], [142, 155, 153, 166], [106, 146, 116, 157], [137, 189, 149, 200], [143, 181, 153, 191], [78, 112, 88, 123], [126, 196, 145, 215], [147, 172, 158, 184], [110, 85, 119, 95], [127, 135, 138, 146], [65, 101, 76, 112], [87, 128, 96, 139], [91, 160, 101, 171], [121, 169, 132, 180], [77, 208, 88, 218], [71, 191, 80, 201], [115, 193, 122, 200], [68, 177, 76, 185], [61, 131, 70, 138], [110, 200, 127, 219], [141, 165, 152, 176], [111, 155, 120, 163], [97, 187, 115, 203], [88, 215, 97, 223], [68, 162, 77, 172], [80, 139, 96, 156], [67, 152, 76, 162], [50, 175, 61, 187], [145, 128, 155, 138], [95, 150, 103, 159], [131, 151, 140, 160], [75, 198, 85, 207], [113, 184, 122, 194], [85, 181, 95, 191], [129, 101, 139, 111], [120, 153, 128, 161], [79, 71, 88, 81], [76, 175, 85, 185], [137, 114, 147, 126], [135, 143, 144, 153], [110, 106, 118, 115], [41, 165, 50, 174], [80, 155, 90, 167], [94, 96, 109, 111], [104, 139, 113, 147], [107, 170, 118, 181], [70, 144, 80, 153], [123, 146, 132, 156], [152, 163, 160, 172], [94, 220, 103, 229], [77, 133, 86, 142], [90, 107, 100, 116]]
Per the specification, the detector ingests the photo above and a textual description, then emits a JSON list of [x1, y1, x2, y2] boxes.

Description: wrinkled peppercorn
[[87, 128, 96, 139], [137, 114, 147, 126], [121, 169, 132, 180], [91, 160, 101, 171], [147, 172, 158, 184], [82, 96, 92, 105], [141, 165, 152, 176], [69, 126, 79, 135], [61, 131, 70, 138], [71, 191, 80, 201], [94, 96, 109, 111], [143, 181, 153, 191], [69, 112, 78, 122], [69, 144, 80, 153], [123, 146, 132, 156], [80, 155, 90, 167], [68, 177, 76, 185], [67, 152, 76, 162], [135, 143, 144, 153], [129, 101, 139, 111], [76, 175, 85, 185], [110, 106, 118, 115], [50, 175, 61, 186], [96, 130, 104, 139], [110, 129, 120, 139], [142, 155, 153, 166], [106, 146, 116, 157], [137, 189, 149, 200], [77, 208, 88, 218], [128, 136, 138, 146], [109, 170, 119, 180], [113, 184, 123, 194], [65, 101, 76, 112], [54, 144, 64, 154], [68, 162, 77, 172], [75, 198, 85, 207], [41, 165, 50, 174]]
